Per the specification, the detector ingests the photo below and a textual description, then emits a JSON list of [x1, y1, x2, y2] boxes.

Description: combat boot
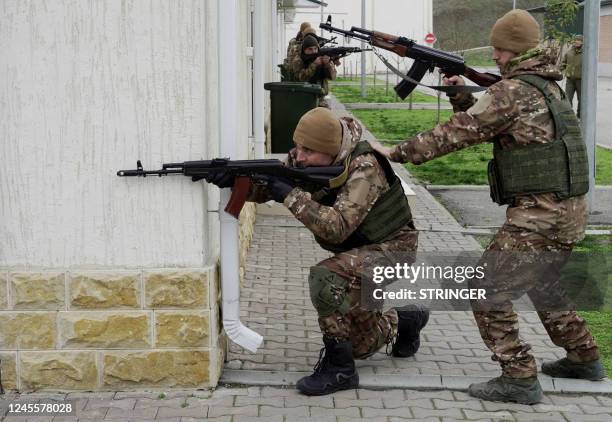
[[542, 358, 607, 380], [391, 305, 430, 357], [468, 376, 543, 404], [296, 337, 359, 396]]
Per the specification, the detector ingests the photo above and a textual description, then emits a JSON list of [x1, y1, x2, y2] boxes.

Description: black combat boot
[[468, 376, 543, 404], [391, 305, 430, 357], [542, 358, 607, 381], [296, 337, 359, 396]]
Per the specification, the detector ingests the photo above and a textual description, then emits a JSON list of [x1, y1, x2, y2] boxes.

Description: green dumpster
[[264, 82, 324, 153]]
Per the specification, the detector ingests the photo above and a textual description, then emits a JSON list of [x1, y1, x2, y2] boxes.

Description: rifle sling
[[373, 49, 487, 95]]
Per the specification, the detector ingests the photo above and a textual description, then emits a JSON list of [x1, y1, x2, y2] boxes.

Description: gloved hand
[[199, 173, 235, 188], [262, 175, 296, 203]]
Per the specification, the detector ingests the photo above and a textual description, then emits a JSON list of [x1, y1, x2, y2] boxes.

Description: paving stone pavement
[[1, 387, 611, 421]]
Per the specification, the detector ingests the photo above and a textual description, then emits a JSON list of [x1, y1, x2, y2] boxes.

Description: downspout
[[253, 0, 266, 159], [218, 0, 263, 353]]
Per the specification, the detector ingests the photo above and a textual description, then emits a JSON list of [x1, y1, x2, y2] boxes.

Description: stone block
[[10, 272, 65, 310], [20, 351, 98, 391], [60, 312, 150, 348], [0, 312, 56, 349], [0, 352, 17, 390], [103, 350, 210, 388], [69, 271, 141, 309], [155, 311, 209, 347], [145, 270, 209, 308]]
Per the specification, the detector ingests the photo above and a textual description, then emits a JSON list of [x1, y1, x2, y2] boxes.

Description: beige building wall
[[0, 0, 272, 391]]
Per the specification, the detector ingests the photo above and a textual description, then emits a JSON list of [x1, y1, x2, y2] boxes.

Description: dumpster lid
[[264, 82, 324, 94]]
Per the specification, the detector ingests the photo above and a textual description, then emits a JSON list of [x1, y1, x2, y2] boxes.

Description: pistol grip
[[224, 176, 251, 219]]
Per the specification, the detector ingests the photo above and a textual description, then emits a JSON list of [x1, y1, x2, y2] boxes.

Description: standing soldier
[[206, 107, 429, 396], [371, 10, 605, 404], [561, 34, 583, 118], [289, 30, 338, 108], [282, 22, 312, 80]]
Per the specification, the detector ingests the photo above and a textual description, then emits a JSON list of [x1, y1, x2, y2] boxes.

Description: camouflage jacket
[[284, 38, 302, 72], [249, 118, 407, 245], [288, 53, 336, 96], [389, 48, 587, 245], [561, 46, 582, 79]]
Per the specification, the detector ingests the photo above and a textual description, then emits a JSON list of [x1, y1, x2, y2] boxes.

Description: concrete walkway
[[428, 185, 612, 228], [1, 387, 612, 421]]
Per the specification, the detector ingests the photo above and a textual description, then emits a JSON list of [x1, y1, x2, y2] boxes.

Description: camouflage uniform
[[561, 45, 582, 117], [282, 37, 302, 81], [389, 47, 599, 378], [251, 117, 418, 359], [288, 51, 337, 109]]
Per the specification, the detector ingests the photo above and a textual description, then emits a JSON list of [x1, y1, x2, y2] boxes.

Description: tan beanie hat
[[293, 108, 343, 157], [302, 27, 317, 37], [490, 9, 540, 53], [300, 22, 312, 33]]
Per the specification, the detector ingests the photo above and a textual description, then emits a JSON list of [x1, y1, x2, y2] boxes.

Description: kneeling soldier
[[207, 108, 429, 395]]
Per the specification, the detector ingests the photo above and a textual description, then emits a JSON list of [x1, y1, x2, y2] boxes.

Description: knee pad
[[308, 266, 351, 317]]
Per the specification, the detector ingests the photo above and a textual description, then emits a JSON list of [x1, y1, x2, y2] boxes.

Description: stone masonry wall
[[0, 267, 222, 392], [0, 195, 257, 393]]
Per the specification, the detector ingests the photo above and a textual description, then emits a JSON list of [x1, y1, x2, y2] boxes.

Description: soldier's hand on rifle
[[370, 141, 395, 161], [442, 75, 465, 86], [259, 175, 296, 203], [333, 58, 341, 66], [321, 56, 331, 65], [202, 173, 235, 189], [442, 75, 465, 100], [314, 56, 324, 66]]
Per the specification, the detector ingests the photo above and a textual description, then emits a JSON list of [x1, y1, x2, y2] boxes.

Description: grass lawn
[[573, 235, 612, 372], [352, 108, 492, 185], [462, 48, 495, 68], [352, 108, 612, 185], [330, 82, 441, 104]]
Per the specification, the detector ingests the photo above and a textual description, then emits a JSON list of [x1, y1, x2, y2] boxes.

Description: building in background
[[0, 0, 286, 392]]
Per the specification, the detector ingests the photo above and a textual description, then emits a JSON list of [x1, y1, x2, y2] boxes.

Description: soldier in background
[[206, 107, 429, 396], [371, 9, 605, 404], [288, 30, 338, 108], [281, 22, 312, 80], [561, 34, 583, 118]]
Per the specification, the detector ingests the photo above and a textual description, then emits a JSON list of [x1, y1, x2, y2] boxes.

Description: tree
[[543, 0, 579, 44]]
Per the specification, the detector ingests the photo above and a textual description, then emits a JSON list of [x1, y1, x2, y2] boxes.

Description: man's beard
[[301, 52, 318, 65]]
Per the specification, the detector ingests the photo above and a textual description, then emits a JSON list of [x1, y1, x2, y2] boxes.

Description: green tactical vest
[[313, 141, 413, 253], [487, 74, 589, 205]]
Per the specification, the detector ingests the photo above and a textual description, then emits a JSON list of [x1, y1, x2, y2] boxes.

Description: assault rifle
[[318, 46, 372, 60], [320, 16, 501, 99], [117, 159, 345, 218], [318, 35, 337, 47]]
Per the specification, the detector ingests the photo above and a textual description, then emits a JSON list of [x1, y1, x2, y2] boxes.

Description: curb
[[221, 370, 612, 394], [427, 184, 612, 191]]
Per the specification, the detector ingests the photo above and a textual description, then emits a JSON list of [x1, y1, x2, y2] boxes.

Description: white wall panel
[[0, 1, 211, 268]]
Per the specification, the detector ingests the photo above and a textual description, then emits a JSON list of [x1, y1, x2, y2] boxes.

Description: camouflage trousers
[[469, 224, 600, 379], [310, 227, 419, 359]]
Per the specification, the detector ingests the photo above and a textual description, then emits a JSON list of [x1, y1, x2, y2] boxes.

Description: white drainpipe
[[253, 0, 266, 159], [218, 0, 263, 353]]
